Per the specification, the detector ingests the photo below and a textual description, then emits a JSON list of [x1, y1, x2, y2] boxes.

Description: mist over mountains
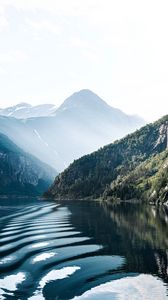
[[0, 133, 56, 196], [0, 90, 145, 173], [0, 103, 57, 119], [45, 115, 168, 204]]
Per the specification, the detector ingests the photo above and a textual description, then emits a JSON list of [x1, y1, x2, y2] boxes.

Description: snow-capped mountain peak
[[0, 103, 57, 119]]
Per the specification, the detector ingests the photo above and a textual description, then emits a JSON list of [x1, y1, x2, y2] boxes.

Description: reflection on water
[[0, 198, 167, 299]]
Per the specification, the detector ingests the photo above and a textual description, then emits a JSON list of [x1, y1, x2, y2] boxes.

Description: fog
[[0, 90, 145, 172]]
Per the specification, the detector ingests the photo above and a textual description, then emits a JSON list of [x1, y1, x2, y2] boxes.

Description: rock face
[[45, 115, 168, 204], [0, 133, 56, 196], [0, 90, 145, 171]]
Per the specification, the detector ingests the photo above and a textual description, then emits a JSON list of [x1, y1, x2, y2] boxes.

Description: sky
[[0, 0, 168, 121]]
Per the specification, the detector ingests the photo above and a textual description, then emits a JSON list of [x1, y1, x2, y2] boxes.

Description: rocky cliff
[[0, 133, 56, 196]]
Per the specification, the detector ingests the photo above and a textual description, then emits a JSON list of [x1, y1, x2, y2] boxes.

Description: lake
[[0, 198, 167, 299]]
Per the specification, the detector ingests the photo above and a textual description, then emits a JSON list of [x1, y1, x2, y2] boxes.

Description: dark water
[[0, 198, 168, 299]]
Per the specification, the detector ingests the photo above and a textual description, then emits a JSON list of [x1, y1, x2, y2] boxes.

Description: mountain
[[103, 149, 168, 204], [45, 115, 168, 204], [0, 133, 57, 196], [0, 90, 145, 171], [24, 90, 144, 170], [53, 89, 144, 132], [0, 103, 57, 119], [0, 115, 60, 170]]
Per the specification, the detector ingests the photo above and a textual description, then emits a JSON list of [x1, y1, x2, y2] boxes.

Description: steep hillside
[[45, 115, 168, 204], [0, 133, 56, 196], [103, 150, 168, 204], [0, 115, 61, 171]]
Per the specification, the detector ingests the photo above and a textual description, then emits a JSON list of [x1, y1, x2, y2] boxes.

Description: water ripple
[[0, 200, 166, 300], [0, 202, 121, 299]]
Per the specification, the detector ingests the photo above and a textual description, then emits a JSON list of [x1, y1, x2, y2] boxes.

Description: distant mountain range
[[45, 115, 168, 204], [0, 90, 145, 171], [0, 133, 56, 196], [0, 103, 57, 119]]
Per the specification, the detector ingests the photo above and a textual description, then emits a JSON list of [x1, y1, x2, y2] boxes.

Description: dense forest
[[45, 115, 168, 204], [0, 133, 56, 196]]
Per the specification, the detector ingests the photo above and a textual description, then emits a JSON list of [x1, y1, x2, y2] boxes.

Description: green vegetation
[[45, 115, 168, 204], [103, 150, 168, 203], [0, 133, 56, 196]]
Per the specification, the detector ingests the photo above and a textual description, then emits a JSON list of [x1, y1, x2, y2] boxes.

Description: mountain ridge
[[44, 115, 168, 204], [0, 89, 145, 171], [0, 133, 57, 196], [57, 89, 144, 124], [0, 89, 144, 121], [0, 103, 57, 119]]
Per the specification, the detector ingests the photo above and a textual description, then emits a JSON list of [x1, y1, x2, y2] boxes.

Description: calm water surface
[[0, 198, 168, 299]]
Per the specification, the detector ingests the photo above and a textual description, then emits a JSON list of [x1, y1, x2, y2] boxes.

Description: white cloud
[[1, 0, 83, 15], [0, 15, 8, 31], [82, 49, 98, 63], [0, 0, 168, 120], [0, 50, 28, 64], [0, 66, 7, 74], [68, 37, 98, 63], [69, 37, 90, 50], [25, 18, 61, 34]]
